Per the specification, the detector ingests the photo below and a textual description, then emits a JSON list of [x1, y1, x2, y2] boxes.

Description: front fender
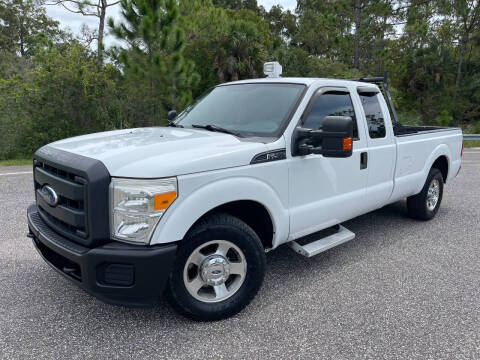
[[150, 176, 289, 249]]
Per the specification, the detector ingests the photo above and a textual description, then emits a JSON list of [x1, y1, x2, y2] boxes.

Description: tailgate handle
[[360, 152, 368, 170]]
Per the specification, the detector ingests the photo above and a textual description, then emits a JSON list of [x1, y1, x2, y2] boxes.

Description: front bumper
[[27, 204, 177, 307]]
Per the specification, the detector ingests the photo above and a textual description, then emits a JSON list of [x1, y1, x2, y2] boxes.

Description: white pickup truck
[[27, 62, 463, 321]]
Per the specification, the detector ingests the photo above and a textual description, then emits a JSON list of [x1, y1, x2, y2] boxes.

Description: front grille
[[33, 146, 111, 248], [34, 160, 88, 241]]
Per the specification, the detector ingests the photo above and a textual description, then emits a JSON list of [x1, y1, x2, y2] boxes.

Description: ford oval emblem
[[40, 185, 59, 207]]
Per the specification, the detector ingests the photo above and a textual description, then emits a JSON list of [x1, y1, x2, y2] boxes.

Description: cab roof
[[220, 77, 380, 91]]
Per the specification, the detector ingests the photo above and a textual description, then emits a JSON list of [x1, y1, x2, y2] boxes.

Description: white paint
[[389, 132, 462, 202], [152, 155, 290, 248], [46, 127, 267, 178], [39, 77, 463, 249], [285, 82, 369, 240]]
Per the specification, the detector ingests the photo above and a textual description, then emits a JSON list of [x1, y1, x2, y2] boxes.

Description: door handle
[[360, 152, 368, 170]]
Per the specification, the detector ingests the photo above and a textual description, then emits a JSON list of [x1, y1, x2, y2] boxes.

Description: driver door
[[288, 86, 369, 240]]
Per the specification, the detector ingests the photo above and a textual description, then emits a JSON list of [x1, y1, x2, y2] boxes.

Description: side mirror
[[167, 110, 177, 122], [293, 116, 353, 158]]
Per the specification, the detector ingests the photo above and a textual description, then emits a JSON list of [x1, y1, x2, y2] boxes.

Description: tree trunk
[[97, 0, 106, 70], [353, 0, 361, 69], [19, 21, 25, 56], [377, 14, 387, 75], [19, 8, 25, 56], [455, 34, 468, 88], [148, 48, 154, 126]]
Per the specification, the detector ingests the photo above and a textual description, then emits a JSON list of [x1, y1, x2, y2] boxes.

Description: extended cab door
[[288, 86, 369, 240], [356, 87, 396, 210]]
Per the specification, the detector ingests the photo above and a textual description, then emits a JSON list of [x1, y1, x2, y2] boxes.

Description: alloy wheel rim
[[426, 178, 440, 211], [183, 240, 247, 303]]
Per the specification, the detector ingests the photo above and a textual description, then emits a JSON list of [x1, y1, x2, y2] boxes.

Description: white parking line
[[0, 171, 32, 177]]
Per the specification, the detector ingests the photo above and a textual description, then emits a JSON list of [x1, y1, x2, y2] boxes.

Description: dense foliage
[[1, 0, 480, 160]]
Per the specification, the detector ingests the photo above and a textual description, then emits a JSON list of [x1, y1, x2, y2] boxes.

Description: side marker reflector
[[153, 191, 177, 211]]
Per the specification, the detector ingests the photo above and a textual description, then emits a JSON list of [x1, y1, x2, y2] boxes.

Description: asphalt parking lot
[[1, 151, 479, 360]]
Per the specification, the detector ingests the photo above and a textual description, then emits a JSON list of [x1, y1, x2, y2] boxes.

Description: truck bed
[[393, 123, 460, 137], [352, 75, 462, 139], [389, 125, 463, 204]]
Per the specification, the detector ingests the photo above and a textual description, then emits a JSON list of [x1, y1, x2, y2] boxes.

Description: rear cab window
[[358, 91, 386, 139]]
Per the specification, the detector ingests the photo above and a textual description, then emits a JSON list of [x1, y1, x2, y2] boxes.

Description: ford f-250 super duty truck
[[27, 62, 463, 321]]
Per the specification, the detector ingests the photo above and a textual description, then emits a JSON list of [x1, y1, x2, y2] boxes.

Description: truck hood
[[47, 127, 268, 177]]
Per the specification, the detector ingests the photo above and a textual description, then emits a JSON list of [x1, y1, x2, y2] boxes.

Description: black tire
[[166, 212, 266, 321], [407, 168, 444, 220]]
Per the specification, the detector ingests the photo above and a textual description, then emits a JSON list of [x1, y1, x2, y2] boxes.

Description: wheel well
[[191, 201, 274, 250], [432, 156, 448, 183]]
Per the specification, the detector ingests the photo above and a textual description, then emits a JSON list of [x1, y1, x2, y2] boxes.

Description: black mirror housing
[[321, 116, 353, 158], [293, 116, 354, 158], [167, 110, 177, 121]]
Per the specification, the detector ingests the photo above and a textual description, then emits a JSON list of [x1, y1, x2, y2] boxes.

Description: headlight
[[110, 177, 177, 244]]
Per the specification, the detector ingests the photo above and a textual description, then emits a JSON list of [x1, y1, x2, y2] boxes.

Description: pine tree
[[0, 0, 61, 57], [212, 0, 258, 11], [108, 0, 200, 125], [438, 0, 480, 88]]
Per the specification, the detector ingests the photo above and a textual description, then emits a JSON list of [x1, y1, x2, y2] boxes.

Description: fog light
[[98, 263, 134, 286]]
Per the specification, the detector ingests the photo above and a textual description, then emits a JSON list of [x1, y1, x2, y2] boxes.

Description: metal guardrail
[[464, 134, 480, 141]]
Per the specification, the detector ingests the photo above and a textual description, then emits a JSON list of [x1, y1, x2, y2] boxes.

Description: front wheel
[[407, 168, 444, 220], [166, 213, 266, 321]]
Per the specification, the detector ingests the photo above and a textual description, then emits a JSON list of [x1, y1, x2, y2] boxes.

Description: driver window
[[302, 91, 359, 140]]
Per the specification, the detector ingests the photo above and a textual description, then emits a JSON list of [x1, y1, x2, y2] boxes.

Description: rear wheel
[[166, 213, 266, 321], [407, 168, 444, 220]]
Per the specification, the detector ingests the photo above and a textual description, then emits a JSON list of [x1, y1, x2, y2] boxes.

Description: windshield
[[175, 83, 305, 137]]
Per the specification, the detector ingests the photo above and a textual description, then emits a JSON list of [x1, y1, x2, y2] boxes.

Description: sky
[[45, 0, 297, 47]]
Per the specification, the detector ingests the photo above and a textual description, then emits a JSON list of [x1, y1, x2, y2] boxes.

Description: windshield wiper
[[167, 121, 183, 128], [191, 124, 242, 137]]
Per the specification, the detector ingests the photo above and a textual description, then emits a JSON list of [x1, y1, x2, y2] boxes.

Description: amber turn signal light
[[153, 191, 177, 211], [342, 137, 352, 151]]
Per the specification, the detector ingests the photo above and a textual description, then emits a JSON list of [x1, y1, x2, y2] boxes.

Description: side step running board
[[289, 225, 355, 257]]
